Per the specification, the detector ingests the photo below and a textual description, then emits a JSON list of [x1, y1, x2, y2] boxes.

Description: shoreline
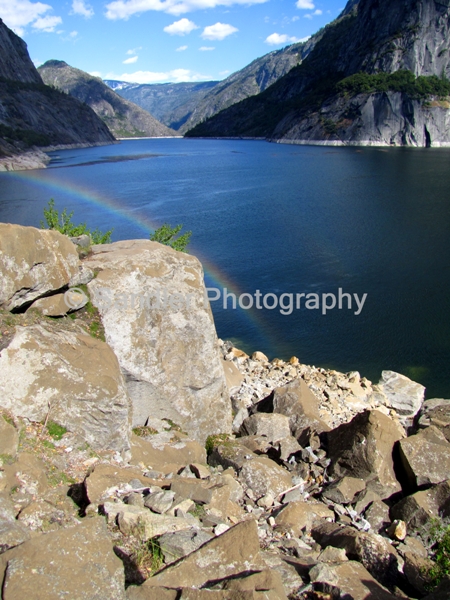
[[0, 140, 118, 173]]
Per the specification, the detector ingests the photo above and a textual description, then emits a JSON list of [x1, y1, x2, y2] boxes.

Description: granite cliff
[[187, 0, 450, 146], [0, 19, 114, 170], [39, 61, 175, 139]]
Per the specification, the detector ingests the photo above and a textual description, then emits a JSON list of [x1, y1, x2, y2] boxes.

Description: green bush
[[337, 70, 450, 100], [41, 198, 113, 244], [426, 520, 450, 588], [150, 223, 191, 253]]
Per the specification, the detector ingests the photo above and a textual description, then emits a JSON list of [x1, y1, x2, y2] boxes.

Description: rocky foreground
[[0, 223, 450, 599]]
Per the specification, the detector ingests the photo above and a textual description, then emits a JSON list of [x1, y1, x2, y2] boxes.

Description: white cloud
[[265, 32, 300, 46], [71, 0, 94, 17], [32, 14, 62, 31], [199, 45, 214, 51], [0, 0, 62, 35], [105, 0, 267, 19], [89, 71, 102, 77], [305, 8, 322, 18], [123, 55, 138, 63], [201, 22, 237, 40], [292, 15, 299, 21], [164, 18, 197, 35], [69, 30, 78, 37], [296, 0, 314, 8], [176, 45, 188, 51], [219, 69, 229, 75], [126, 47, 141, 54], [104, 68, 210, 83]]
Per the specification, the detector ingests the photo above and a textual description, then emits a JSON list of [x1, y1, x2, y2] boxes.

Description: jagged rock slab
[[239, 413, 291, 443], [398, 427, 450, 488], [322, 476, 366, 505], [418, 399, 450, 441], [270, 379, 330, 443], [118, 507, 198, 539], [141, 520, 265, 589], [326, 410, 404, 499], [311, 521, 399, 588], [375, 370, 425, 417], [84, 463, 152, 505], [0, 224, 79, 310], [85, 240, 231, 442], [130, 432, 206, 473], [158, 528, 214, 563], [310, 560, 400, 600], [0, 321, 131, 456], [390, 479, 450, 530], [239, 456, 292, 499], [275, 500, 334, 536], [0, 517, 126, 599]]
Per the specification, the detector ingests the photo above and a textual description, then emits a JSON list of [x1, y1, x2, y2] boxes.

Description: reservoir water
[[1, 138, 450, 399]]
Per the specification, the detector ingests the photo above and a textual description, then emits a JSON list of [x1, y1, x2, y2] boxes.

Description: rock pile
[[0, 223, 449, 599]]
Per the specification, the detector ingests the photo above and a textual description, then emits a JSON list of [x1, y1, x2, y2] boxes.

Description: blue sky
[[0, 0, 346, 83]]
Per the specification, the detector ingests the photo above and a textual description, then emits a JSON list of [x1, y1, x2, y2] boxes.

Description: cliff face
[[0, 18, 42, 84], [187, 0, 450, 146], [0, 20, 114, 161], [178, 40, 316, 134], [39, 61, 175, 138]]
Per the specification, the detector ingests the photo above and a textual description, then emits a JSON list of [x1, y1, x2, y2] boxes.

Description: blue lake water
[[1, 138, 450, 398]]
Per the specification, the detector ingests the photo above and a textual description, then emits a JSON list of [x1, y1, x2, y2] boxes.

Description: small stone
[[252, 351, 268, 361], [144, 491, 175, 514], [387, 519, 407, 541], [257, 494, 274, 509], [268, 516, 276, 527]]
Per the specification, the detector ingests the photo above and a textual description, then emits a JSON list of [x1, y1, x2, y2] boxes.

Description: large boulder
[[311, 521, 399, 589], [390, 479, 450, 530], [326, 410, 404, 499], [0, 517, 126, 600], [85, 240, 231, 442], [417, 399, 450, 441], [141, 520, 266, 589], [0, 321, 131, 456], [270, 378, 330, 444], [398, 427, 450, 488], [374, 371, 425, 418], [310, 560, 399, 600], [0, 223, 79, 310]]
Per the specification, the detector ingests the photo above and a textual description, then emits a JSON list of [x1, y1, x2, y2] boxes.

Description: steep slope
[[39, 61, 175, 138], [0, 18, 41, 84], [178, 39, 317, 133], [105, 80, 218, 130], [0, 19, 114, 162], [187, 0, 450, 147], [107, 39, 317, 134]]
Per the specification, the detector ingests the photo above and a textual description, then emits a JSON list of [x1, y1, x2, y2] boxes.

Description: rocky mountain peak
[[0, 18, 43, 84]]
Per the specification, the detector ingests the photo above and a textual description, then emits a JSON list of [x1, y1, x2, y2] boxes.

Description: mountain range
[[106, 37, 317, 134], [1, 0, 450, 163], [39, 61, 175, 139], [185, 0, 450, 146], [0, 18, 114, 161]]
